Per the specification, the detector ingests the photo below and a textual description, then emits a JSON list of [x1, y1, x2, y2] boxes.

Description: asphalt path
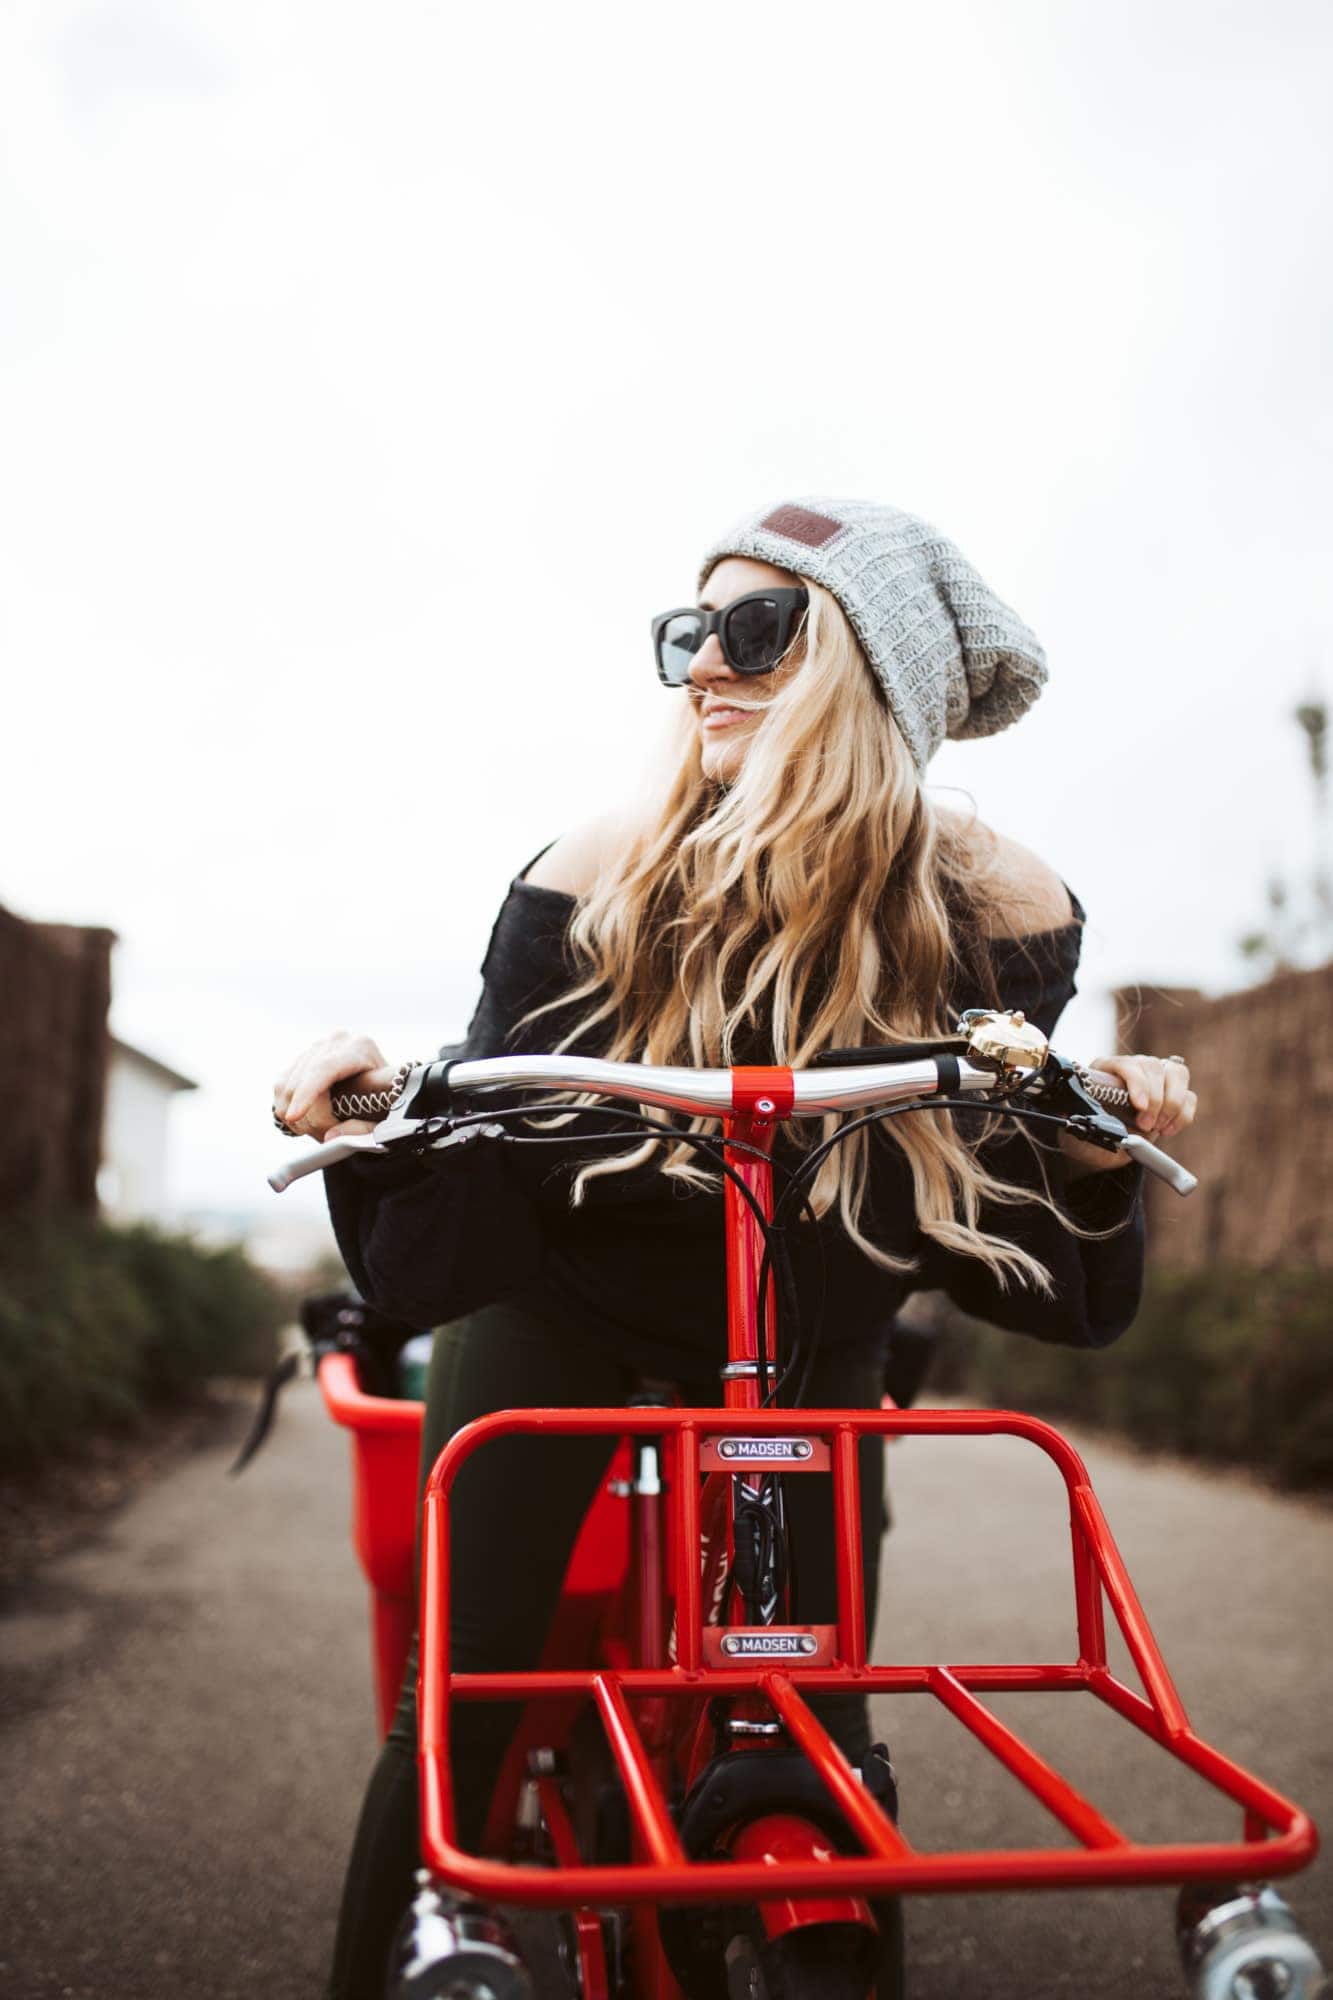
[[2, 1379, 1329, 1999]]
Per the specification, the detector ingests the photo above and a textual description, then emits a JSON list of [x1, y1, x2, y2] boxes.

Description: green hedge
[[0, 1215, 284, 1473], [954, 1265, 1333, 1493]]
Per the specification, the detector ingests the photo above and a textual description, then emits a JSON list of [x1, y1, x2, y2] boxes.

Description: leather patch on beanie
[[760, 504, 845, 549]]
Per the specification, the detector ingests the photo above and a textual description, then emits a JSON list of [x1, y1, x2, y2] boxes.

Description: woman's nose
[[687, 634, 737, 690]]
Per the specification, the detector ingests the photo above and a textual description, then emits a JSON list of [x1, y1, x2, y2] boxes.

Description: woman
[[274, 497, 1196, 1997]]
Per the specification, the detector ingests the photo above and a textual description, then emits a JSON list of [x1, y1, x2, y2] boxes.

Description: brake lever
[[1014, 1053, 1198, 1197], [267, 1111, 510, 1193], [1033, 1051, 1130, 1142]]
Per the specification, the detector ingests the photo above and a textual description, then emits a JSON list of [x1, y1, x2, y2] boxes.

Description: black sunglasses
[[651, 587, 809, 687]]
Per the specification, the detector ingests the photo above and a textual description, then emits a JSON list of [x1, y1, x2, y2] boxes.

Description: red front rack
[[419, 1405, 1317, 1906]]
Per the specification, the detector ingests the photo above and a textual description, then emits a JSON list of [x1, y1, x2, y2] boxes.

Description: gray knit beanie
[[698, 497, 1047, 771]]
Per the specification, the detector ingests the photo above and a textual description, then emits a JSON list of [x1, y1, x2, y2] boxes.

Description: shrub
[[955, 1265, 1333, 1492], [0, 1216, 283, 1474]]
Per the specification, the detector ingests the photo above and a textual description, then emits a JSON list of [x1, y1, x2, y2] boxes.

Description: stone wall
[[0, 905, 115, 1216], [1114, 963, 1333, 1269]]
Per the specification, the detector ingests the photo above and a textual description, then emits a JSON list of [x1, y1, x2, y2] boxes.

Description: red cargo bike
[[272, 1011, 1324, 1999]]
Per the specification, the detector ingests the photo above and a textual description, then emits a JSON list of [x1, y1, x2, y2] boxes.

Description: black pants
[[327, 1299, 889, 2000]]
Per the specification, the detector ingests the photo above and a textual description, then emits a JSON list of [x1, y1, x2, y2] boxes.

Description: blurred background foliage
[[919, 1265, 1333, 1495], [0, 1217, 283, 1475]]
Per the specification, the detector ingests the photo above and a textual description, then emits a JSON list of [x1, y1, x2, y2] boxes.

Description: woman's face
[[688, 556, 804, 784]]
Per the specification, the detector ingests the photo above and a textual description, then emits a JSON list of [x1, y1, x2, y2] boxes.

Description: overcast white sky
[[2, 0, 1330, 1234]]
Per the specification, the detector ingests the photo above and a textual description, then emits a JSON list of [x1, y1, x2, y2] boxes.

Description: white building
[[98, 1037, 197, 1224]]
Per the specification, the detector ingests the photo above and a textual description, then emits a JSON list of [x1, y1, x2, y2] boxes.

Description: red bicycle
[[272, 1011, 1324, 2000]]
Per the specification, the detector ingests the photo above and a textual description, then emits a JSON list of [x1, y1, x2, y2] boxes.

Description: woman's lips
[[701, 706, 748, 730]]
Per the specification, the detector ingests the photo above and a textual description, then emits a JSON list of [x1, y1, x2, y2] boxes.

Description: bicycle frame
[[316, 1063, 1319, 1997]]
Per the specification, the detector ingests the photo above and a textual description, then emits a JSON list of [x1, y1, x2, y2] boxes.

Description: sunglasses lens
[[725, 596, 785, 673], [658, 612, 703, 685]]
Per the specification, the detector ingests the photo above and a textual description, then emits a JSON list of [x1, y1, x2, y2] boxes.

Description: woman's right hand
[[273, 1032, 396, 1142]]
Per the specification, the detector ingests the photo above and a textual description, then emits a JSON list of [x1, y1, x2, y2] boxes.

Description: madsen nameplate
[[720, 1632, 820, 1659], [716, 1437, 814, 1463]]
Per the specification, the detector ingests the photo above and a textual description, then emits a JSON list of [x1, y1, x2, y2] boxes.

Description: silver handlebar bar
[[436, 1052, 997, 1117]]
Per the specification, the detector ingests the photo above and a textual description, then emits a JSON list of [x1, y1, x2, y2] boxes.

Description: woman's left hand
[[1058, 1053, 1197, 1175], [1092, 1053, 1197, 1142]]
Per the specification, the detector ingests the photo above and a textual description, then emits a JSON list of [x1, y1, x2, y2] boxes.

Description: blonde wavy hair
[[518, 579, 1057, 1295]]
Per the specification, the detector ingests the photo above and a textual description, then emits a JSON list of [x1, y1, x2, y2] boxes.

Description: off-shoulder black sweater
[[325, 861, 1145, 1374]]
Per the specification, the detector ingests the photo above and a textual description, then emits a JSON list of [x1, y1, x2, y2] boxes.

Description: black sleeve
[[916, 1136, 1144, 1349], [918, 901, 1145, 1349], [323, 1128, 546, 1331], [321, 878, 559, 1327]]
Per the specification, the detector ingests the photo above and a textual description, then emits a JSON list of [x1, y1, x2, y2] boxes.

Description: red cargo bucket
[[318, 1352, 631, 1734]]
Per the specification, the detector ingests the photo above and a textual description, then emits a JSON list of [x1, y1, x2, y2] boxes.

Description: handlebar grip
[[1120, 1132, 1198, 1197], [1083, 1067, 1131, 1110]]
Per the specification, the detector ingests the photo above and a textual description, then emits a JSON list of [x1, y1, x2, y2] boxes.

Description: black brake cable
[[755, 1189, 827, 1411], [432, 1099, 792, 1194], [436, 1093, 1079, 1408], [765, 1093, 1094, 1408], [775, 1096, 1083, 1219]]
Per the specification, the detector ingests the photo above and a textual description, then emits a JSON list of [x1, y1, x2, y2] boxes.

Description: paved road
[[1, 1381, 1329, 1999]]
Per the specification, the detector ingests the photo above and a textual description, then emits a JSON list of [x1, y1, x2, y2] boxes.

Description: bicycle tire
[[712, 1901, 904, 2000], [759, 1922, 879, 2000]]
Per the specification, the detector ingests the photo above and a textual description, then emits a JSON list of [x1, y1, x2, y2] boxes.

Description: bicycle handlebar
[[268, 1049, 1198, 1197], [414, 1051, 995, 1117], [267, 1052, 980, 1191]]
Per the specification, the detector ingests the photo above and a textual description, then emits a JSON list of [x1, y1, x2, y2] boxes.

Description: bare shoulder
[[935, 802, 1075, 939], [520, 806, 638, 898]]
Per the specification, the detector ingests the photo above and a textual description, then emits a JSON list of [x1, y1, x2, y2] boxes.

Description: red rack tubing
[[762, 1674, 912, 1863], [1087, 1666, 1182, 1746], [445, 1663, 1096, 1700], [1089, 1669, 1318, 1854], [411, 1398, 1321, 1905], [1069, 1506, 1108, 1668], [928, 1668, 1126, 1851], [832, 1428, 867, 1670], [421, 1405, 1102, 1497], [592, 1675, 688, 1868], [415, 1829, 1319, 1907], [1071, 1486, 1191, 1739]]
